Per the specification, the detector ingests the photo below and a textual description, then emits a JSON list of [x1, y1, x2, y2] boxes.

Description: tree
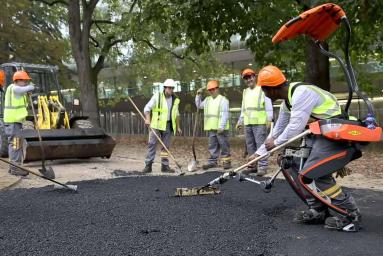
[[156, 0, 383, 91], [31, 0, 383, 125], [33, 0, 200, 125], [0, 0, 69, 65]]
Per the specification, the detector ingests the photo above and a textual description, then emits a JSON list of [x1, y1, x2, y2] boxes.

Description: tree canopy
[[0, 0, 69, 65], [3, 0, 381, 120]]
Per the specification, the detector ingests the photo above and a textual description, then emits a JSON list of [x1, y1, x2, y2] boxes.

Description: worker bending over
[[251, 65, 361, 231]]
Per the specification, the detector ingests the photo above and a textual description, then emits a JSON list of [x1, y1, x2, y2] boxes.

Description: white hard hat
[[163, 79, 176, 88]]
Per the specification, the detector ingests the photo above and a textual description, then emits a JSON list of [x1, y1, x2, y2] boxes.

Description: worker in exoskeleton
[[249, 65, 362, 231]]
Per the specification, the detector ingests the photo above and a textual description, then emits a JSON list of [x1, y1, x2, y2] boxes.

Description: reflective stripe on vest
[[204, 95, 229, 130], [287, 82, 342, 119], [242, 86, 267, 125], [4, 84, 28, 123], [150, 92, 180, 134]]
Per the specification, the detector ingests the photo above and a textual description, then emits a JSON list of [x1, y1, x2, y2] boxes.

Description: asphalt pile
[[0, 172, 382, 256]]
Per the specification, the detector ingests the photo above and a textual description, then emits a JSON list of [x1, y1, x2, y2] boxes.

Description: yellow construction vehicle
[[0, 62, 115, 162]]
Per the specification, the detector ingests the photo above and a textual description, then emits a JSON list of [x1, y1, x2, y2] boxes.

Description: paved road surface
[[1, 172, 382, 256]]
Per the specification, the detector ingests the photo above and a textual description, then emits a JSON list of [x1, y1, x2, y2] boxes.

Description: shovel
[[28, 93, 55, 179], [0, 157, 77, 192], [187, 108, 200, 172], [128, 97, 185, 175]]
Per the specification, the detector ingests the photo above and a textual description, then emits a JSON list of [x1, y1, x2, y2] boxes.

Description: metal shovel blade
[[38, 166, 56, 179], [187, 159, 198, 172]]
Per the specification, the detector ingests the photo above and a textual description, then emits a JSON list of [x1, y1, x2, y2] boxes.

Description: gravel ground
[[1, 172, 382, 256]]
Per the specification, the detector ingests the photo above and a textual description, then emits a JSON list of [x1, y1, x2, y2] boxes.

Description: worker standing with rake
[[4, 71, 35, 176], [236, 68, 273, 176], [142, 79, 182, 174], [195, 80, 231, 170], [250, 65, 361, 231]]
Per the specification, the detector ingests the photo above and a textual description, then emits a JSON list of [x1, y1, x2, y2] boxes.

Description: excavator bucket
[[22, 128, 116, 162]]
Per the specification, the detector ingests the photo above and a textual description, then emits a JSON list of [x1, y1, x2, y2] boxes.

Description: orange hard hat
[[13, 70, 31, 82], [256, 65, 286, 87], [206, 80, 219, 90], [241, 68, 256, 78], [0, 70, 5, 87]]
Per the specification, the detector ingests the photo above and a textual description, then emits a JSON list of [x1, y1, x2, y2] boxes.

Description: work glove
[[335, 167, 352, 178], [196, 87, 205, 95], [265, 137, 276, 151]]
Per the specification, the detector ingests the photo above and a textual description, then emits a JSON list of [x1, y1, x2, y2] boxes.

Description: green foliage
[[138, 0, 383, 87], [0, 0, 69, 65]]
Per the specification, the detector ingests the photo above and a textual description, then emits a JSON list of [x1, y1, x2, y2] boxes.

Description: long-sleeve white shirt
[[144, 93, 179, 121], [195, 94, 229, 130], [256, 85, 324, 155], [12, 84, 35, 98], [237, 94, 274, 125]]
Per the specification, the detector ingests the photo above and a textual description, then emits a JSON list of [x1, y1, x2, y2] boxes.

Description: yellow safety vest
[[4, 84, 28, 123], [242, 86, 267, 125], [287, 82, 342, 119], [204, 95, 230, 131], [150, 92, 180, 134]]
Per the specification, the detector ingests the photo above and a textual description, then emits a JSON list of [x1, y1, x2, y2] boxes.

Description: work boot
[[161, 164, 175, 173], [202, 163, 218, 170], [324, 209, 361, 232], [293, 208, 327, 224], [256, 167, 268, 177], [142, 164, 152, 174], [9, 168, 29, 177], [223, 162, 232, 170]]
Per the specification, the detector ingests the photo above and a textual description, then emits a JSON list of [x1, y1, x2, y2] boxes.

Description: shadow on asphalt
[[0, 172, 382, 256]]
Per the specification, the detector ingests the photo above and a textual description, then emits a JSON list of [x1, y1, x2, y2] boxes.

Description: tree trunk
[[67, 0, 100, 126], [304, 39, 330, 91]]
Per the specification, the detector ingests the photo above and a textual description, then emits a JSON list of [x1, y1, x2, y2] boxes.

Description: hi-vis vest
[[150, 92, 180, 134], [242, 86, 267, 125], [4, 84, 28, 123], [286, 82, 342, 119], [204, 94, 229, 131]]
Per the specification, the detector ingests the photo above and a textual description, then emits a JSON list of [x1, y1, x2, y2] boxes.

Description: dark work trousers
[[244, 124, 268, 169], [145, 121, 172, 166], [4, 122, 27, 175], [283, 135, 359, 216], [207, 130, 231, 164]]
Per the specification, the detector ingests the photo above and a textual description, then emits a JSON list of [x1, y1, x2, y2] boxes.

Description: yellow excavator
[[0, 62, 115, 162]]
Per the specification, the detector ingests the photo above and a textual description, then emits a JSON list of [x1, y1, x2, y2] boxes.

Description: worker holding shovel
[[142, 79, 182, 174], [236, 68, 273, 176], [195, 80, 231, 170], [4, 71, 35, 176]]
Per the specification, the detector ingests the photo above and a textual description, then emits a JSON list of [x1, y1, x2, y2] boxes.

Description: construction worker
[[195, 80, 231, 170], [142, 79, 182, 173], [250, 65, 361, 231], [236, 68, 273, 176], [4, 71, 35, 176]]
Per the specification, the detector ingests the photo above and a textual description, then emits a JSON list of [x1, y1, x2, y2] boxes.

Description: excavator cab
[[0, 62, 116, 162]]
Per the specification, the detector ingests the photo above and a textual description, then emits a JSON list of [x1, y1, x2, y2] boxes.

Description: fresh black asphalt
[[1, 172, 382, 256]]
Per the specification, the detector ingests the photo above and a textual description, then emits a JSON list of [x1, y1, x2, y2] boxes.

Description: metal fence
[[100, 106, 383, 137]]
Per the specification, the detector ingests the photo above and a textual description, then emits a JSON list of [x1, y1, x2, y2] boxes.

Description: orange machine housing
[[309, 120, 382, 142], [272, 3, 346, 44]]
